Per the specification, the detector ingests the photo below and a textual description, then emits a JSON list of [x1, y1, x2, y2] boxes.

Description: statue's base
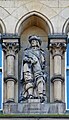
[[3, 99, 65, 114]]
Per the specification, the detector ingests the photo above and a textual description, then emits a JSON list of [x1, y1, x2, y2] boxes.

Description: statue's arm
[[40, 49, 46, 70], [23, 49, 32, 64], [40, 49, 47, 82]]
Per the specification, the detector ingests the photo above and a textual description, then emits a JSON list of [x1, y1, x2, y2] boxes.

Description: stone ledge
[[1, 114, 69, 120], [3, 100, 65, 114], [0, 114, 69, 118]]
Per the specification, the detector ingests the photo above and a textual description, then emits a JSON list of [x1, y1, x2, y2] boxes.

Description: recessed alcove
[[16, 13, 53, 102], [0, 24, 3, 33]]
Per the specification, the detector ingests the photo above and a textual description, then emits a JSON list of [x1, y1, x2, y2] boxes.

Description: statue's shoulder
[[40, 48, 45, 53], [24, 47, 30, 51], [24, 48, 31, 55]]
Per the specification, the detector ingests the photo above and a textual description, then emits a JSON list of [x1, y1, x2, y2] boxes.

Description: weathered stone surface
[[3, 101, 65, 114], [3, 103, 18, 114], [58, 103, 66, 114], [0, 0, 69, 115], [0, 0, 68, 33], [40, 103, 50, 113]]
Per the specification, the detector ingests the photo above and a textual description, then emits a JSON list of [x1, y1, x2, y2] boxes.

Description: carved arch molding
[[0, 19, 6, 33]]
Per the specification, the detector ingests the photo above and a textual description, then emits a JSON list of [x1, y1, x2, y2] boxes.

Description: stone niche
[[3, 34, 66, 114], [3, 14, 66, 114], [18, 15, 50, 103]]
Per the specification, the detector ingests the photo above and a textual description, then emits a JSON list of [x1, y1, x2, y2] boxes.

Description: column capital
[[2, 42, 19, 55], [1, 33, 20, 53], [48, 34, 67, 57]]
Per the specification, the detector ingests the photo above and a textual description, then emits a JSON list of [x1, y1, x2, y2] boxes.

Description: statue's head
[[28, 35, 42, 47]]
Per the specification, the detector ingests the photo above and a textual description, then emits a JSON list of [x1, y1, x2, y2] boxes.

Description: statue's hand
[[31, 60, 37, 65], [23, 56, 37, 65], [23, 58, 31, 64], [43, 72, 48, 82], [41, 61, 45, 69], [44, 74, 47, 82]]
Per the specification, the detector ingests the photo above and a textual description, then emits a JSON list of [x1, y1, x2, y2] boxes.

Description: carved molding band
[[51, 74, 64, 83], [4, 75, 17, 83]]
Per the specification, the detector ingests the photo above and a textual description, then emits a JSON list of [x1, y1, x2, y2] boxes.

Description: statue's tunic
[[23, 47, 45, 82]]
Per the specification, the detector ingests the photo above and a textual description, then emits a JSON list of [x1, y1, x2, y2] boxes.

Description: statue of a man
[[20, 35, 47, 103]]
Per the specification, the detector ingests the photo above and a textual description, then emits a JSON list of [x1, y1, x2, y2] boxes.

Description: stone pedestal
[[3, 99, 65, 114]]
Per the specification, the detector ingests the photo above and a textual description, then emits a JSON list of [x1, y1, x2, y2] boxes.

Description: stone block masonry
[[3, 99, 65, 114]]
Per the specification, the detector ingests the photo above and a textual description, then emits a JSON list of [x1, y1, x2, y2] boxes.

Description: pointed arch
[[0, 19, 6, 33], [15, 11, 54, 35], [62, 18, 69, 34], [15, 11, 53, 102]]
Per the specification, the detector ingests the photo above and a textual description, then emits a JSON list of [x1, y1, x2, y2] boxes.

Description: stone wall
[[0, 0, 69, 112], [3, 102, 65, 114], [0, 0, 69, 33]]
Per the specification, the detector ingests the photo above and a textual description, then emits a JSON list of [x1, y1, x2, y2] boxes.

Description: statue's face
[[31, 39, 40, 47]]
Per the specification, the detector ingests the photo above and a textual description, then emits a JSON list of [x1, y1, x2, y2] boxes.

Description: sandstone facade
[[0, 0, 69, 114]]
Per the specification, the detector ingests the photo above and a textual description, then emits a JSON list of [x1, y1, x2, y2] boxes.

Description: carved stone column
[[4, 43, 19, 102], [2, 34, 20, 102], [48, 34, 67, 102]]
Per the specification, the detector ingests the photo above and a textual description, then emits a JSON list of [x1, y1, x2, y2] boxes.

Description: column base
[[5, 98, 15, 103]]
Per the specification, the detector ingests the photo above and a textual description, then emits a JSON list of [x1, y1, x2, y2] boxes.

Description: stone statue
[[20, 35, 47, 103]]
